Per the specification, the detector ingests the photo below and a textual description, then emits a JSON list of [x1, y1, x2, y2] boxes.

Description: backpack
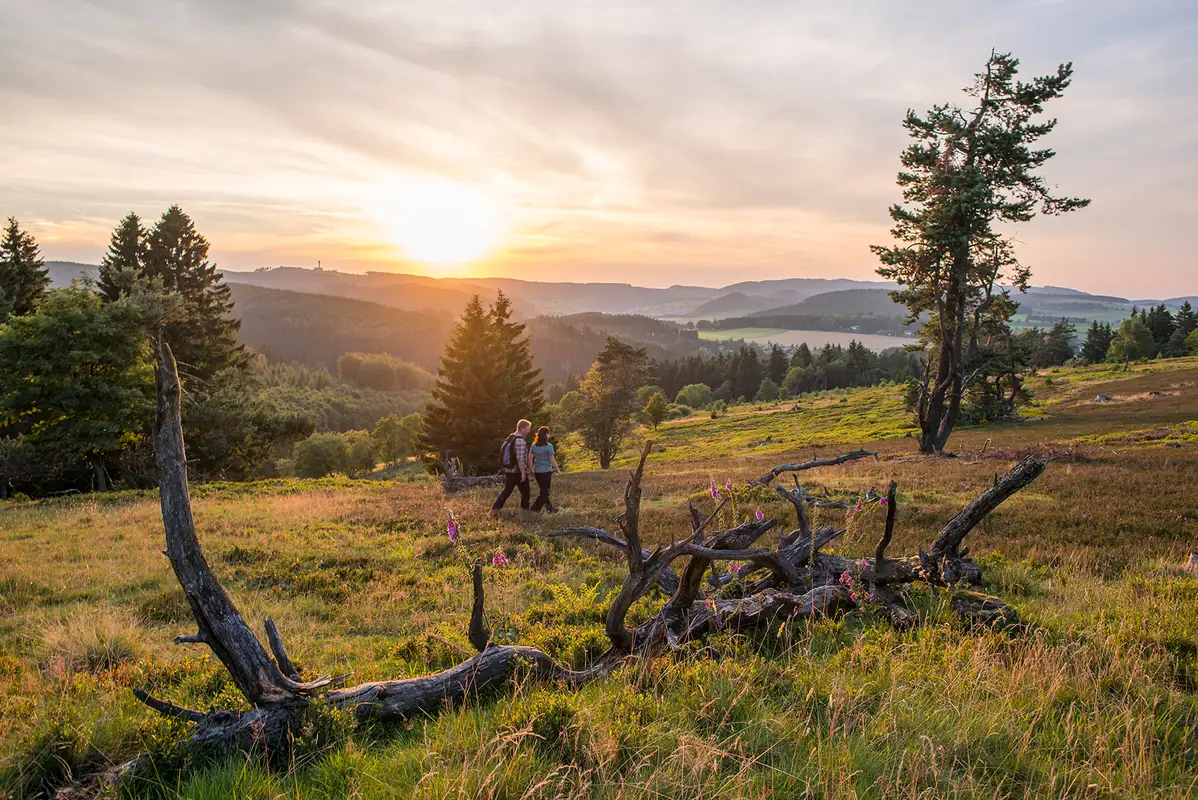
[[500, 434, 521, 471]]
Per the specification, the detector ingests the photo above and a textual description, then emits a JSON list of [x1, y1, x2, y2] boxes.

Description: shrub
[[675, 383, 714, 409]]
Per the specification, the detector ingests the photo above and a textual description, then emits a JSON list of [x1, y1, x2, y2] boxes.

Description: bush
[[675, 383, 714, 409], [293, 432, 349, 478]]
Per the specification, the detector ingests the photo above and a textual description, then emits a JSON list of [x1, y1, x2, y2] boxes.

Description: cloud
[[0, 0, 1195, 294]]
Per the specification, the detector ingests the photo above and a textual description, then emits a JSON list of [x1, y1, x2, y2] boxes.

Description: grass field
[[2, 360, 1197, 797]]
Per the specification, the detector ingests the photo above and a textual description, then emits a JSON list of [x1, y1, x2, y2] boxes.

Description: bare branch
[[264, 618, 301, 681], [468, 561, 490, 653], [931, 456, 1045, 558], [548, 527, 681, 595], [132, 688, 205, 723], [875, 481, 898, 564], [755, 450, 878, 486]]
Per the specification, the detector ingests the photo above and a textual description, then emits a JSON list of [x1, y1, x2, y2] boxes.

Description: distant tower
[[316, 260, 322, 271]]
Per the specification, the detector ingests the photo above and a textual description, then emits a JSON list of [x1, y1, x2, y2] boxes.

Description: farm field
[[2, 360, 1197, 798], [699, 328, 917, 352]]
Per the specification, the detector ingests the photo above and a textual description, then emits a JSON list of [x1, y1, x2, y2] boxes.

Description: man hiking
[[492, 419, 531, 513]]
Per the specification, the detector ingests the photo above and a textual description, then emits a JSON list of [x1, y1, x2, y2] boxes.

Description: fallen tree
[[132, 342, 1045, 768]]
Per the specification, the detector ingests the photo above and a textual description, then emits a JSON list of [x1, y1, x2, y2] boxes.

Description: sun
[[368, 177, 503, 266]]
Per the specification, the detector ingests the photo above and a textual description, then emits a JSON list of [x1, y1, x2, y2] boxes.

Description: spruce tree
[[1081, 321, 1114, 364], [144, 206, 246, 380], [767, 344, 788, 385], [0, 218, 50, 318], [576, 337, 649, 469], [489, 291, 545, 431], [790, 342, 813, 368], [734, 346, 762, 400], [420, 296, 506, 474], [97, 212, 148, 303], [1174, 302, 1197, 338], [872, 52, 1088, 453]]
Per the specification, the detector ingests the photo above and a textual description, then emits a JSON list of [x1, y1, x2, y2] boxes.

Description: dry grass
[[0, 359, 1196, 797]]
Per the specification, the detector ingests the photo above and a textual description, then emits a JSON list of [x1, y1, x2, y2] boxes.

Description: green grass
[[2, 359, 1197, 797], [696, 328, 787, 341]]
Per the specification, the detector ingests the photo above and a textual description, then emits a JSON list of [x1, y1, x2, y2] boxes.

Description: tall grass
[[1, 359, 1195, 797]]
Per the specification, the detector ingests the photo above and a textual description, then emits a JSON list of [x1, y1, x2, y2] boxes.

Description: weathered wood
[[468, 561, 490, 653], [151, 342, 325, 706], [441, 458, 503, 494], [951, 590, 1019, 627], [264, 618, 301, 681], [931, 456, 1045, 558], [548, 527, 681, 594], [875, 480, 898, 564], [754, 449, 878, 486]]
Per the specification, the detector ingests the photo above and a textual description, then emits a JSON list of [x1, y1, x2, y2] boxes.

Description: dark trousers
[[492, 471, 529, 511], [531, 471, 554, 512]]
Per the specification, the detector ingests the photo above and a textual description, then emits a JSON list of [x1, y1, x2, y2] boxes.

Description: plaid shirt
[[506, 435, 528, 474]]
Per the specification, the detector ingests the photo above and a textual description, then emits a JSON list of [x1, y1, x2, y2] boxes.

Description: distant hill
[[230, 284, 452, 372], [46, 260, 96, 286], [751, 288, 905, 318], [687, 292, 774, 317]]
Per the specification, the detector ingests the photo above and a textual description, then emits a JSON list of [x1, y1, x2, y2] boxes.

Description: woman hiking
[[528, 425, 560, 513]]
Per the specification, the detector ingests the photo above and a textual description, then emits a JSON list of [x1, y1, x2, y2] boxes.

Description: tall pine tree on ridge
[[0, 217, 50, 319]]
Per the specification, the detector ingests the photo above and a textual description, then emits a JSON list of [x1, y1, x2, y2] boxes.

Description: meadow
[[1, 360, 1196, 798]]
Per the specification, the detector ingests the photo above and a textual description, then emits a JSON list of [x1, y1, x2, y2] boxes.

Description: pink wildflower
[[879, 497, 888, 507], [725, 480, 733, 493], [755, 507, 764, 521], [855, 501, 863, 513], [709, 479, 722, 502], [491, 549, 509, 568], [446, 512, 460, 545]]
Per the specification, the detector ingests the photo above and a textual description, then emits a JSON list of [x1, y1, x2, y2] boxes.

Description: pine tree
[[97, 212, 148, 303], [0, 218, 50, 318], [144, 206, 246, 380], [1081, 321, 1114, 364], [767, 344, 788, 385], [790, 342, 813, 368], [872, 52, 1088, 453], [734, 346, 762, 400], [1174, 302, 1197, 338], [419, 296, 505, 474], [1144, 304, 1175, 354], [489, 291, 545, 431]]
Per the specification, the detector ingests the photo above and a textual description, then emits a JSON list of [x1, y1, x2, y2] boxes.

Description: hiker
[[528, 425, 561, 513], [492, 419, 531, 512]]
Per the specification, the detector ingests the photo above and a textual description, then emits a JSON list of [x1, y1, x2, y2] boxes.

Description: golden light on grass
[[367, 175, 504, 267]]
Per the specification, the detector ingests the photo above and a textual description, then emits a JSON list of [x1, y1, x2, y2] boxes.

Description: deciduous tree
[[576, 337, 649, 468]]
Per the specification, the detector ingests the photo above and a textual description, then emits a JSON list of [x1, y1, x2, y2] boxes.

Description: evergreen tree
[[576, 338, 649, 469], [489, 291, 545, 431], [767, 344, 788, 385], [1044, 318, 1078, 365], [790, 342, 813, 368], [0, 218, 50, 318], [0, 287, 154, 491], [419, 296, 502, 474], [1174, 301, 1197, 338], [1081, 321, 1115, 364], [1143, 304, 1175, 354], [97, 212, 148, 303], [733, 346, 762, 400], [872, 52, 1088, 453], [144, 206, 246, 380]]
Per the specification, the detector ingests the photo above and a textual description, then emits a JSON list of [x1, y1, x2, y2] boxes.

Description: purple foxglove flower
[[491, 550, 509, 568], [755, 508, 764, 521], [879, 497, 888, 507], [709, 479, 722, 501], [447, 512, 460, 544]]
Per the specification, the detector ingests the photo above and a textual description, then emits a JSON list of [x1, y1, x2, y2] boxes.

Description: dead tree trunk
[[133, 342, 1046, 769]]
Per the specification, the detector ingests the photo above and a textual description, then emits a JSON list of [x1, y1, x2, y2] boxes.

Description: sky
[[1, 0, 1195, 297]]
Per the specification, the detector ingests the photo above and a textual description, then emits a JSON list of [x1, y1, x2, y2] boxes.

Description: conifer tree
[[144, 206, 246, 380], [97, 212, 148, 303], [872, 51, 1088, 453], [1081, 321, 1115, 364], [1174, 301, 1197, 338], [489, 291, 545, 431], [734, 346, 762, 400], [767, 344, 788, 385], [0, 218, 50, 318], [420, 296, 510, 474], [642, 390, 668, 430], [576, 337, 649, 469]]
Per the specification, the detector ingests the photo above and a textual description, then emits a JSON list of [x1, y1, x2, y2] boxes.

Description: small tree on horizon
[[97, 212, 148, 304], [872, 51, 1089, 454]]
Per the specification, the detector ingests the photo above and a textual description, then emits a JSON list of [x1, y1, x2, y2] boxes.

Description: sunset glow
[[367, 178, 504, 266]]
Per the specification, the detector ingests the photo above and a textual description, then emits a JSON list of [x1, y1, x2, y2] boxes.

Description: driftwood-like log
[[441, 457, 503, 494], [754, 449, 878, 486], [132, 349, 1045, 773]]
